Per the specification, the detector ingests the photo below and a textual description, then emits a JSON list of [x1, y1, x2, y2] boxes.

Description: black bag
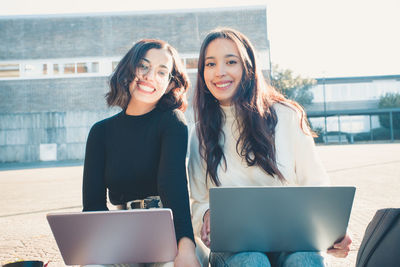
[[356, 208, 400, 267], [3, 261, 44, 267]]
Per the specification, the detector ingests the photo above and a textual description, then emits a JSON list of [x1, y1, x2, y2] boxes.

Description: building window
[[91, 62, 99, 73], [24, 63, 47, 77], [77, 63, 87, 73], [0, 64, 20, 77], [53, 64, 60, 75], [112, 61, 119, 72], [0, 58, 117, 79], [64, 63, 75, 74], [77, 62, 99, 73], [186, 58, 198, 69]]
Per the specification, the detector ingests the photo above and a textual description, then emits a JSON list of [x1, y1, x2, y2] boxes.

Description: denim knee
[[225, 252, 271, 267], [281, 252, 325, 267]]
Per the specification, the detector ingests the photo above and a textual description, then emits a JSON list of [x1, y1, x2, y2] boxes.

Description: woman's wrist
[[177, 237, 196, 253]]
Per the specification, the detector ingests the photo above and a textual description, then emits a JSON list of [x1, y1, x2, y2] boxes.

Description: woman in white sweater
[[188, 28, 351, 267]]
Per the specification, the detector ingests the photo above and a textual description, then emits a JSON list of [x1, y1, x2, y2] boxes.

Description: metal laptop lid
[[47, 209, 177, 265], [209, 186, 355, 253]]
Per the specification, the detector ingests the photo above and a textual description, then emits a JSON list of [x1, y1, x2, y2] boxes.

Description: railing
[[307, 107, 400, 144]]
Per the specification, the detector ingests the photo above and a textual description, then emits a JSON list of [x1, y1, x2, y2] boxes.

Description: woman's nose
[[143, 68, 156, 81], [215, 64, 226, 77]]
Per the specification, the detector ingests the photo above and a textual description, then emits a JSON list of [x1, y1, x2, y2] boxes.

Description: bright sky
[[1, 0, 399, 78]]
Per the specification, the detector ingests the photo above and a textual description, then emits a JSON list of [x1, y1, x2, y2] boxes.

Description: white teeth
[[215, 83, 231, 88], [139, 84, 154, 92]]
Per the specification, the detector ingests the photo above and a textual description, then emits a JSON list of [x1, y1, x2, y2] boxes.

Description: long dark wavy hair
[[194, 28, 313, 186], [107, 39, 189, 111]]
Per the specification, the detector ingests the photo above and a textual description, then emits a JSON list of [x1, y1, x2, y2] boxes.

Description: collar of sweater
[[219, 104, 241, 144], [220, 104, 236, 122]]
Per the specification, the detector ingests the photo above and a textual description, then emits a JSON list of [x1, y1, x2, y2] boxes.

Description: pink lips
[[136, 81, 156, 94], [213, 80, 233, 90]]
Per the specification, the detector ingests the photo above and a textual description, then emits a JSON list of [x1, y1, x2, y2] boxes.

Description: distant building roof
[[0, 5, 266, 19], [315, 74, 400, 84], [0, 5, 269, 60]]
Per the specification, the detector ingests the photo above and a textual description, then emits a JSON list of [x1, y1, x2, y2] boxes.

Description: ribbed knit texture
[[83, 107, 194, 243], [189, 103, 330, 237]]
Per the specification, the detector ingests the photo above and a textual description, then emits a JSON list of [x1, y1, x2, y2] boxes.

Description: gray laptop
[[47, 209, 177, 265], [209, 186, 355, 252]]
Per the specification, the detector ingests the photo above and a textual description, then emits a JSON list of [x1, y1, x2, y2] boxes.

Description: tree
[[270, 64, 315, 107], [378, 92, 400, 129]]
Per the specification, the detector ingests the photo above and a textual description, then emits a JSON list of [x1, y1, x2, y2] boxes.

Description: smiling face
[[203, 38, 243, 106], [128, 48, 173, 110]]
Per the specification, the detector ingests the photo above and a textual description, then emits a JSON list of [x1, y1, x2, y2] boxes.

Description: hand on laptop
[[327, 233, 352, 258], [201, 209, 211, 247]]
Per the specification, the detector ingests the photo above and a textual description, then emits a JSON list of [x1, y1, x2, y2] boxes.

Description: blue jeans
[[209, 251, 325, 267]]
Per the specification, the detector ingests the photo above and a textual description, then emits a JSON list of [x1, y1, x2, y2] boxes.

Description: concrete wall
[[0, 6, 270, 163], [0, 76, 118, 162], [0, 77, 109, 113], [0, 7, 268, 60], [0, 110, 118, 162]]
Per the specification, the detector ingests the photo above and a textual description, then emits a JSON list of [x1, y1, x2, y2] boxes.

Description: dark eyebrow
[[159, 64, 169, 70], [141, 57, 169, 70], [205, 54, 239, 60], [225, 54, 240, 59]]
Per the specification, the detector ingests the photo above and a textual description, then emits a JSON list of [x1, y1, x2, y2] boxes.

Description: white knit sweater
[[188, 103, 330, 237]]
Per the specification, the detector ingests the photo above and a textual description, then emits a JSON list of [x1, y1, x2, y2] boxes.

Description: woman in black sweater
[[82, 39, 199, 267]]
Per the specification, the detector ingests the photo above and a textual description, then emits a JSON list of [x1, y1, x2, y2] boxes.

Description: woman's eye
[[139, 64, 148, 70], [158, 70, 167, 77], [205, 62, 215, 67], [227, 60, 237, 65]]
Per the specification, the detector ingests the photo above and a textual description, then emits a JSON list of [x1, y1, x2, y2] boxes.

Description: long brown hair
[[107, 39, 189, 111], [194, 28, 312, 186]]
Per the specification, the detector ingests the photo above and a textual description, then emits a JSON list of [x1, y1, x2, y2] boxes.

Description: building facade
[[0, 6, 271, 163], [307, 75, 400, 142]]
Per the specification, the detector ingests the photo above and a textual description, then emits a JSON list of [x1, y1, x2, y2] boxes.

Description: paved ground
[[0, 143, 399, 266]]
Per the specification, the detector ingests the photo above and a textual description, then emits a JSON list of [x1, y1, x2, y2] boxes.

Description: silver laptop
[[209, 186, 355, 252], [47, 209, 177, 265]]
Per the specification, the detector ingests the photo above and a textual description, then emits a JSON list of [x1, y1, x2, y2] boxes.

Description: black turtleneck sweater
[[82, 107, 194, 243]]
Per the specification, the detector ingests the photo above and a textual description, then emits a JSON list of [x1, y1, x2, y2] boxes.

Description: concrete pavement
[[1, 143, 399, 266]]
